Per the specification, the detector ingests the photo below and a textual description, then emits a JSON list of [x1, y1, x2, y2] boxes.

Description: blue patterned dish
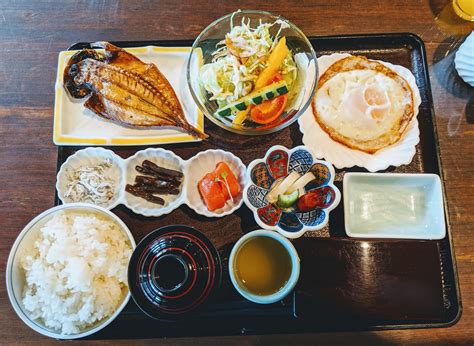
[[244, 145, 340, 238]]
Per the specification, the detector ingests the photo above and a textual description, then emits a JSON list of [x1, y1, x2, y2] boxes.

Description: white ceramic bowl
[[343, 173, 446, 239], [56, 147, 125, 209], [184, 149, 247, 217], [228, 230, 300, 304], [123, 148, 187, 217], [57, 148, 247, 218], [6, 203, 136, 339]]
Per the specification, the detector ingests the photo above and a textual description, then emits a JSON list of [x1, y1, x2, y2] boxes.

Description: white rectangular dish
[[53, 46, 204, 146], [343, 173, 446, 240]]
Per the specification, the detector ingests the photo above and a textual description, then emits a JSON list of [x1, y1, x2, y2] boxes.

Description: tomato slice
[[250, 94, 288, 124], [250, 74, 288, 125], [296, 187, 335, 212], [296, 191, 324, 212]]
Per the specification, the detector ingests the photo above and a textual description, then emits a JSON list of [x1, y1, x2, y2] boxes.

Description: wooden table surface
[[1, 0, 473, 344]]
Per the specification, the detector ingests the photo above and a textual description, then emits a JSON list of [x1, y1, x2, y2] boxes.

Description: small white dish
[[57, 147, 186, 217], [53, 45, 204, 146], [343, 173, 446, 240], [57, 148, 246, 218], [298, 53, 421, 172], [6, 203, 136, 339], [56, 147, 125, 209], [123, 148, 187, 217], [184, 149, 246, 217], [228, 230, 300, 304]]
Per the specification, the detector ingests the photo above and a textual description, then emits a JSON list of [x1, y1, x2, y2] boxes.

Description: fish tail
[[180, 120, 208, 139]]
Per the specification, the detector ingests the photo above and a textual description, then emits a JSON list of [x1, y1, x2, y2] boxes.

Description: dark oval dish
[[128, 225, 222, 321]]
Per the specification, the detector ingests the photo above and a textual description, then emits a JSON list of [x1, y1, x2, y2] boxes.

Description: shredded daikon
[[64, 159, 116, 206]]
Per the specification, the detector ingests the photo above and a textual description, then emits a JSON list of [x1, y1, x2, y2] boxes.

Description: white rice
[[21, 211, 132, 335]]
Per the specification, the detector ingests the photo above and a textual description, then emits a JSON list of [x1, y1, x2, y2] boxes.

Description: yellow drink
[[453, 0, 474, 21]]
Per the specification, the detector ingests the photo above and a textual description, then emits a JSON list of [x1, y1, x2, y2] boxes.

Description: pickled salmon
[[198, 162, 240, 211], [198, 173, 227, 211], [214, 162, 240, 200]]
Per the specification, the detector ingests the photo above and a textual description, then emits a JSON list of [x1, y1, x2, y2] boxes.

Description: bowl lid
[[128, 225, 221, 320]]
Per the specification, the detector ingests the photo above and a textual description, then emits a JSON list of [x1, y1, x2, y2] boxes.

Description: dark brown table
[[1, 0, 473, 344]]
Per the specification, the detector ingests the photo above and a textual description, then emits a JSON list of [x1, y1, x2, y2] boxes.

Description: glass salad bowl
[[187, 10, 318, 135]]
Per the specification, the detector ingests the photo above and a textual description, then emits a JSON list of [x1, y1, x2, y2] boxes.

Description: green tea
[[234, 236, 292, 296]]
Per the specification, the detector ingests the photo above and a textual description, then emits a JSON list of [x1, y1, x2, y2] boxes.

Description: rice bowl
[[6, 203, 136, 339]]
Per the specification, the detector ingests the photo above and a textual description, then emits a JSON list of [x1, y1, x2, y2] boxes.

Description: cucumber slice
[[235, 101, 247, 111], [277, 190, 299, 209], [253, 96, 263, 105], [216, 107, 232, 117], [276, 85, 289, 95], [214, 80, 289, 117]]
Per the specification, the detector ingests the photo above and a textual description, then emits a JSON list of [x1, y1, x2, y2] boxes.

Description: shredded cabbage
[[199, 17, 297, 105]]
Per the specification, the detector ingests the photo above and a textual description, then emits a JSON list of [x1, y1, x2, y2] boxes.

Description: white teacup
[[228, 230, 300, 304]]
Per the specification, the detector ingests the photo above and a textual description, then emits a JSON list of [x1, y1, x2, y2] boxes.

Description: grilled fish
[[63, 41, 207, 139]]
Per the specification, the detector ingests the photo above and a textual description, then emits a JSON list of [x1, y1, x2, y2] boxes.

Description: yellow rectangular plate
[[54, 46, 204, 146]]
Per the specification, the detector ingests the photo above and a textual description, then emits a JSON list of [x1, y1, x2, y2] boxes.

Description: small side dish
[[57, 147, 124, 209], [123, 148, 187, 217], [57, 148, 250, 218], [344, 173, 446, 240], [185, 149, 246, 217], [6, 204, 135, 339], [126, 159, 183, 205], [63, 41, 206, 139], [198, 162, 240, 211], [64, 159, 116, 205], [244, 145, 340, 238]]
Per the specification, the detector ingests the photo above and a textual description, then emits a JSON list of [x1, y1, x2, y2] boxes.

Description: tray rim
[[53, 32, 461, 337]]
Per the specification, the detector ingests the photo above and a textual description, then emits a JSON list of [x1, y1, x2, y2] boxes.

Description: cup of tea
[[229, 230, 300, 304]]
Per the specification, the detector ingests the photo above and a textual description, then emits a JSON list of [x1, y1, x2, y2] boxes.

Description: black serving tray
[[54, 33, 461, 339]]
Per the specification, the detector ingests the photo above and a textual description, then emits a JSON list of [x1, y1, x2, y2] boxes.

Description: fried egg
[[312, 56, 414, 154]]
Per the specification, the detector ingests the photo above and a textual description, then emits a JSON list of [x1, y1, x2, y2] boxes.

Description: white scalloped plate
[[123, 148, 187, 217], [298, 53, 421, 172], [56, 147, 125, 209], [57, 147, 247, 218], [454, 31, 474, 87], [184, 150, 247, 218]]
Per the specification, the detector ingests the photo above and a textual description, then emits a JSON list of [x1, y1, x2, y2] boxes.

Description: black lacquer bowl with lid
[[128, 225, 222, 320]]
